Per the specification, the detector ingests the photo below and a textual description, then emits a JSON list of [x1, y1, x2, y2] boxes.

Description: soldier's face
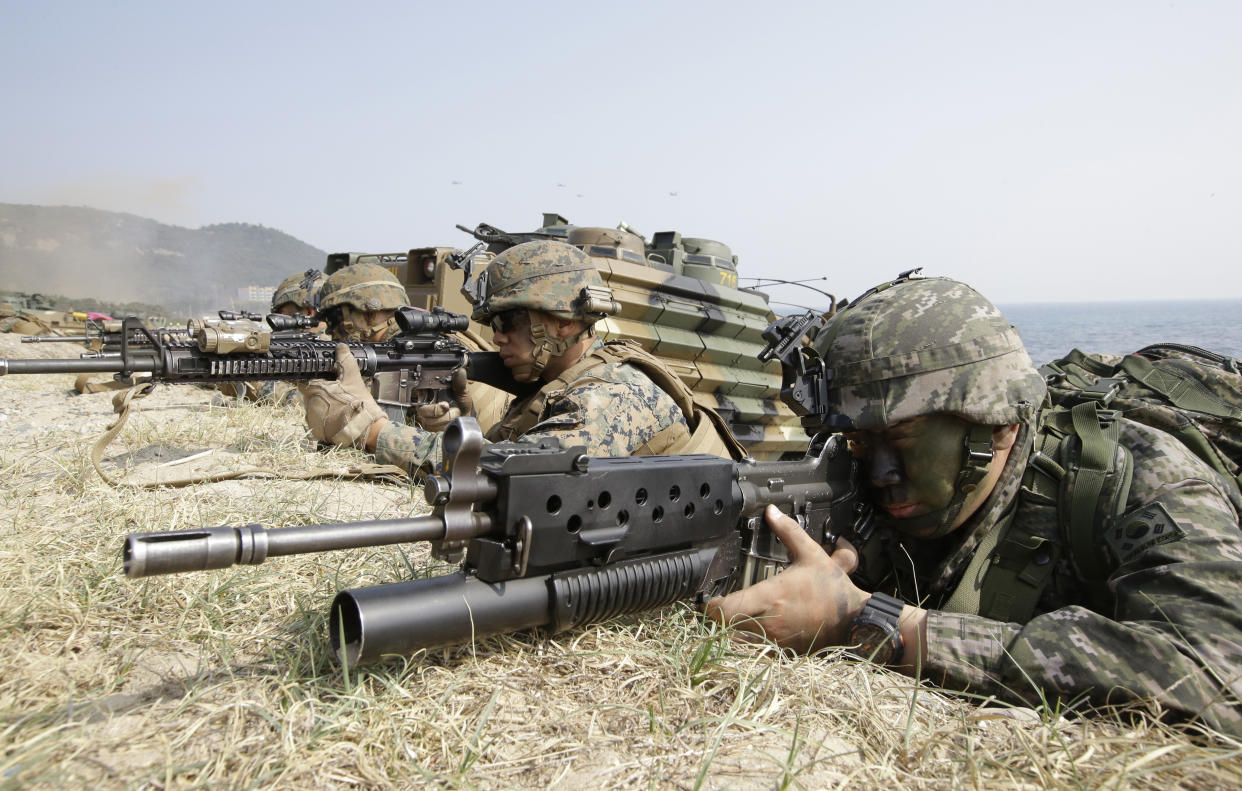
[[491, 309, 537, 381], [341, 306, 395, 342], [275, 302, 315, 318], [847, 414, 996, 537]]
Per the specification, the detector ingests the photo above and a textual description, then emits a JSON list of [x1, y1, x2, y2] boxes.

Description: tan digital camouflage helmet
[[814, 272, 1045, 431], [317, 262, 408, 341], [272, 269, 327, 312], [470, 240, 619, 324], [318, 262, 407, 313]]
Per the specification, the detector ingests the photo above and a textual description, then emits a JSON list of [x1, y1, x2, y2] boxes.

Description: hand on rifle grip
[[415, 367, 475, 432]]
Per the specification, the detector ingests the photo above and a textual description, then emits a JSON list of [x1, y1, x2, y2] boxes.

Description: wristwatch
[[847, 593, 905, 665]]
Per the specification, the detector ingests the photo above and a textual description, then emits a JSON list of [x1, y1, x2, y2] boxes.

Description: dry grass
[[2, 333, 1242, 789]]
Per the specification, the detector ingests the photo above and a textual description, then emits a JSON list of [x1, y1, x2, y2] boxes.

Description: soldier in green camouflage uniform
[[708, 273, 1242, 735], [300, 240, 741, 472]]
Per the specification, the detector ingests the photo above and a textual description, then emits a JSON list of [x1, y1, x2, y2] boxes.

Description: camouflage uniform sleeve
[[522, 364, 688, 456], [923, 423, 1242, 735], [372, 420, 444, 474]]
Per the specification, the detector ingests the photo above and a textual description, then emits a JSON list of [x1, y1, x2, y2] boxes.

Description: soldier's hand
[[298, 344, 389, 448], [704, 505, 870, 654], [414, 368, 475, 432]]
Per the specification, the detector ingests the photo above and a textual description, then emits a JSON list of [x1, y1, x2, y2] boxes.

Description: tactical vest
[[488, 339, 745, 460], [947, 344, 1242, 622]]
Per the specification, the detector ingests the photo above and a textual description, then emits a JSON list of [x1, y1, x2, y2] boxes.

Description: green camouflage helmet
[[317, 262, 407, 313], [470, 240, 618, 324], [815, 272, 1046, 431], [272, 269, 327, 311]]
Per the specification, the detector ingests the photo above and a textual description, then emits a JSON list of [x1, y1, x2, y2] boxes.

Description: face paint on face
[[848, 414, 977, 538], [340, 306, 396, 342]]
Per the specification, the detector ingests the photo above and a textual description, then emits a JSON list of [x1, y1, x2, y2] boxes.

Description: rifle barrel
[[22, 335, 91, 343], [124, 516, 458, 578], [0, 357, 160, 375]]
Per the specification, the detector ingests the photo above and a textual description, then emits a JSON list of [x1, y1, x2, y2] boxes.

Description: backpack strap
[[1065, 401, 1128, 594], [958, 424, 1064, 622]]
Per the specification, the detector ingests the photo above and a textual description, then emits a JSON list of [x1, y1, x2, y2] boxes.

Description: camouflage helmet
[[317, 262, 407, 313], [815, 272, 1045, 431], [272, 269, 327, 311], [0, 302, 14, 318], [469, 240, 618, 324]]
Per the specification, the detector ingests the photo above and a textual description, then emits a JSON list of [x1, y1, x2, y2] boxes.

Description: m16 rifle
[[122, 416, 873, 667], [2, 307, 525, 420]]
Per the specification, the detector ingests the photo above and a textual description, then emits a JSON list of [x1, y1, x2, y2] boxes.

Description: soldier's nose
[[868, 444, 903, 488]]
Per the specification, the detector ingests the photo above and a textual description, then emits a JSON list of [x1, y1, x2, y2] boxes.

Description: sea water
[[998, 299, 1242, 367]]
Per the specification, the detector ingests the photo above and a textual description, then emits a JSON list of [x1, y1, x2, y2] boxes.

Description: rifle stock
[[123, 417, 871, 667]]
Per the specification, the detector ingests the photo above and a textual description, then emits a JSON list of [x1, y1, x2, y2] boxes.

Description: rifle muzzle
[[125, 525, 269, 577]]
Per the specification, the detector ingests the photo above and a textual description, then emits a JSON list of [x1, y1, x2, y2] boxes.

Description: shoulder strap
[[593, 341, 746, 459], [1065, 401, 1125, 584]]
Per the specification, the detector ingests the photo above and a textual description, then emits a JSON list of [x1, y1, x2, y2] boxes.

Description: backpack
[[1042, 343, 1242, 495], [969, 343, 1242, 622]]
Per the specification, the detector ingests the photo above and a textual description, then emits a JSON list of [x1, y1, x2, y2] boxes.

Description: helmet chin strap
[[881, 423, 996, 539], [522, 311, 594, 380]]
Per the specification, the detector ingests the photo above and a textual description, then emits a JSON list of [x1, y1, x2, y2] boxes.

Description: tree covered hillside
[[0, 204, 327, 314]]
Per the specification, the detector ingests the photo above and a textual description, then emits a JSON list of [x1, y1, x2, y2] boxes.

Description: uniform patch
[[1105, 502, 1185, 565]]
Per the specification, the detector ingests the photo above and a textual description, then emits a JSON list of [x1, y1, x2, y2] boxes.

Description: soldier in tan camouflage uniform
[[316, 263, 405, 343], [272, 269, 327, 321], [299, 240, 742, 473], [0, 302, 53, 335], [708, 273, 1242, 736]]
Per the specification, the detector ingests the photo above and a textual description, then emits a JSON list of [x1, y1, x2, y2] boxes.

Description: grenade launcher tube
[[330, 547, 720, 667]]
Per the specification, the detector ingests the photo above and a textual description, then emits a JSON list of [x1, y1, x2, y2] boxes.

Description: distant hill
[[0, 204, 327, 314]]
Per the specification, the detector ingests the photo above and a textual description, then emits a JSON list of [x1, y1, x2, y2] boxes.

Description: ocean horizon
[[997, 298, 1242, 366]]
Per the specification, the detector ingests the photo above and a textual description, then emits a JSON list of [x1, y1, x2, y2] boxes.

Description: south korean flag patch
[[1105, 502, 1185, 566]]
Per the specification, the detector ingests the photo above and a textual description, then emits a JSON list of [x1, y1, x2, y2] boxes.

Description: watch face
[[850, 622, 897, 664]]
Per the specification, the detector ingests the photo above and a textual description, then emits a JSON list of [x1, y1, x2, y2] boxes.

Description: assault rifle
[[2, 307, 523, 420], [123, 417, 874, 667]]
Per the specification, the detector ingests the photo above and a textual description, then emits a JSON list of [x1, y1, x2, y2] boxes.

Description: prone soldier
[[299, 240, 744, 473], [707, 273, 1242, 735]]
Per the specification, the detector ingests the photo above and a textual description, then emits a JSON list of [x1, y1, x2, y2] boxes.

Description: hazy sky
[[3, 1, 1239, 305]]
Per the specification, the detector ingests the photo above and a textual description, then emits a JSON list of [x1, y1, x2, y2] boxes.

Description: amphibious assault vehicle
[[0, 292, 91, 335], [324, 214, 809, 460]]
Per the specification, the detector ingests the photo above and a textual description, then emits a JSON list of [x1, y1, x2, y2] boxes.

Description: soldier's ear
[[551, 315, 584, 339], [992, 423, 1020, 451]]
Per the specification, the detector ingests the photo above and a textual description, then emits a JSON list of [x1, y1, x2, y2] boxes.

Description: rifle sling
[[89, 383, 408, 489]]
